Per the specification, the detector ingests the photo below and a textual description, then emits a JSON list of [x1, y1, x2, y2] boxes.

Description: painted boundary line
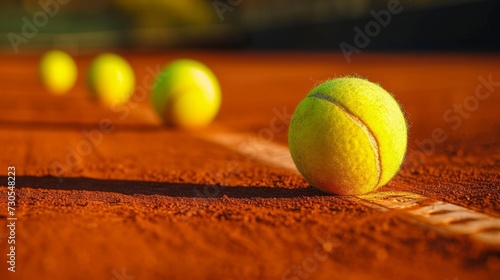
[[202, 132, 500, 247], [206, 132, 296, 171], [356, 192, 500, 246]]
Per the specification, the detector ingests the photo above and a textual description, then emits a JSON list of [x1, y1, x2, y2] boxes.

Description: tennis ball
[[87, 53, 135, 107], [151, 59, 221, 128], [39, 50, 77, 95], [288, 77, 407, 195]]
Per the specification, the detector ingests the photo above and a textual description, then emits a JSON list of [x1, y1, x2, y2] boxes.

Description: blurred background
[[0, 0, 499, 53]]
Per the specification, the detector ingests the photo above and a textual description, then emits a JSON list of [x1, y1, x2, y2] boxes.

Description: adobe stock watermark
[[282, 235, 340, 280], [237, 106, 293, 161], [340, 0, 409, 63], [50, 65, 164, 182], [191, 106, 293, 201], [8, 0, 70, 54], [111, 267, 135, 280], [192, 160, 238, 201], [407, 74, 499, 165], [213, 0, 243, 22]]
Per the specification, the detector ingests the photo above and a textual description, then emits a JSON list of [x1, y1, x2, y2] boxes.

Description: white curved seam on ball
[[309, 93, 382, 188]]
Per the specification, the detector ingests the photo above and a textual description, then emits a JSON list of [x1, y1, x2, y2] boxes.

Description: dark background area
[[250, 0, 500, 51], [0, 0, 499, 53]]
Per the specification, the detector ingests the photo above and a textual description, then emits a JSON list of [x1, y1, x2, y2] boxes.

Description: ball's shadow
[[6, 176, 332, 199]]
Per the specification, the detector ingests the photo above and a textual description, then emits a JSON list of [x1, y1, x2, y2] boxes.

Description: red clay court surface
[[0, 52, 499, 280]]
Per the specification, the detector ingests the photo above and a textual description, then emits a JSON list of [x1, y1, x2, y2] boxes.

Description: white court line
[[357, 192, 500, 246], [202, 132, 500, 247], [206, 132, 297, 171]]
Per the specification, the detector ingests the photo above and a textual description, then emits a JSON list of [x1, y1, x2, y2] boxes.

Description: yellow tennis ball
[[151, 59, 221, 128], [39, 50, 77, 95], [87, 53, 135, 107], [288, 77, 408, 195]]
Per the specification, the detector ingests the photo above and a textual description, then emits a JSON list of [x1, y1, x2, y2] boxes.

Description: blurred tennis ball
[[288, 77, 408, 195], [151, 59, 221, 128], [87, 53, 135, 107], [39, 50, 77, 95]]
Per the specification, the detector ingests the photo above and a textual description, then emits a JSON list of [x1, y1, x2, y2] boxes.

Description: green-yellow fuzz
[[288, 77, 408, 195], [39, 50, 77, 95], [87, 53, 135, 107], [151, 59, 221, 128]]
